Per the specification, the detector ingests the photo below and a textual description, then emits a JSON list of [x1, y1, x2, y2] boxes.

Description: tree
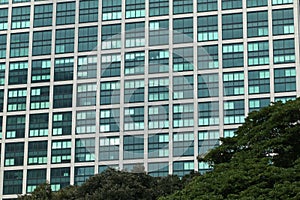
[[18, 183, 52, 200], [160, 98, 300, 200]]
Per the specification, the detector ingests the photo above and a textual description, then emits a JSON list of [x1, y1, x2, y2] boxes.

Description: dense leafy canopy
[[161, 99, 300, 199]]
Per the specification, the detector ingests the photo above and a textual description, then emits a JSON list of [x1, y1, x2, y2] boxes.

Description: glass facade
[[0, 0, 298, 197]]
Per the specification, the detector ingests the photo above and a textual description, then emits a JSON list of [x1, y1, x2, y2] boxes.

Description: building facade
[[0, 0, 299, 198]]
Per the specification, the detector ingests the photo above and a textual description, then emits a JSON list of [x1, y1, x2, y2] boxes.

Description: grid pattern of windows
[[148, 134, 169, 158], [173, 104, 194, 128], [55, 29, 75, 54], [149, 20, 169, 46], [249, 98, 270, 112], [223, 72, 244, 96], [173, 0, 193, 14], [224, 100, 245, 124], [12, 6, 30, 29], [247, 0, 268, 7], [273, 9, 294, 35], [248, 41, 269, 66], [78, 26, 98, 52], [173, 161, 194, 177], [125, 22, 145, 48], [198, 0, 218, 12], [247, 11, 268, 37], [125, 51, 145, 75], [102, 0, 121, 20], [0, 34, 6, 58], [75, 167, 94, 186], [173, 47, 193, 72], [273, 39, 295, 64], [149, 105, 169, 129], [123, 135, 144, 159], [173, 76, 194, 99], [222, 13, 243, 40], [222, 0, 242, 9], [3, 170, 23, 195], [8, 88, 27, 111], [34, 4, 52, 27], [100, 81, 120, 105], [198, 15, 218, 42], [6, 115, 25, 139], [54, 57, 74, 81], [148, 162, 169, 177], [199, 130, 219, 155], [124, 79, 144, 103], [27, 169, 47, 193], [101, 54, 121, 77], [173, 18, 193, 44], [51, 168, 70, 191], [32, 30, 52, 56], [75, 138, 95, 162], [101, 24, 122, 49], [173, 132, 194, 157], [100, 108, 120, 132], [248, 70, 270, 94], [198, 101, 219, 126], [78, 56, 97, 79], [80, 0, 98, 23], [274, 68, 296, 93], [28, 141, 47, 165], [0, 8, 8, 30], [53, 85, 73, 108], [99, 137, 120, 160], [30, 86, 49, 110], [198, 73, 219, 98], [148, 78, 169, 101], [125, 0, 145, 18], [77, 83, 97, 106], [76, 110, 96, 134], [5, 142, 24, 166], [56, 2, 75, 25], [149, 50, 169, 73], [51, 140, 71, 163], [149, 0, 168, 16], [223, 43, 244, 68], [31, 60, 51, 83], [198, 45, 219, 69], [52, 112, 72, 136], [10, 33, 29, 57], [9, 61, 28, 85], [124, 107, 144, 130], [29, 113, 49, 137], [0, 63, 5, 85]]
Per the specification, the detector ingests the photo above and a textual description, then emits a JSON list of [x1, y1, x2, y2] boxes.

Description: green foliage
[[18, 183, 52, 200], [162, 98, 300, 200]]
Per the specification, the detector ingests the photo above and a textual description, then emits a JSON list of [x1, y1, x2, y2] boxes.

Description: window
[[149, 105, 169, 129], [0, 8, 8, 30], [222, 13, 243, 40], [31, 60, 51, 82], [51, 168, 70, 191], [78, 26, 98, 52], [222, 0, 242, 10], [124, 107, 144, 131], [173, 132, 194, 156], [148, 162, 169, 177], [173, 18, 193, 44], [52, 112, 72, 136], [32, 30, 52, 56], [78, 56, 97, 79], [173, 0, 193, 14], [148, 134, 169, 158], [100, 108, 120, 132], [35, 96, 51, 116], [0, 34, 6, 58], [27, 169, 46, 193], [197, 0, 218, 12], [56, 2, 75, 25], [273, 39, 295, 64], [0, 0, 7, 4], [247, 11, 268, 37], [100, 81, 120, 105], [222, 43, 244, 68], [55, 28, 75, 54], [53, 85, 73, 108], [125, 22, 145, 48], [75, 167, 94, 186], [223, 72, 244, 96], [249, 98, 270, 112], [0, 90, 3, 111], [10, 32, 29, 57], [77, 83, 96, 106], [125, 0, 145, 18], [149, 50, 169, 74], [125, 51, 145, 75], [224, 100, 245, 124], [124, 79, 144, 103], [173, 104, 194, 128], [76, 110, 96, 134], [248, 41, 269, 66], [3, 170, 23, 195], [54, 57, 74, 81], [102, 0, 121, 20], [198, 15, 218, 42], [224, 129, 236, 138], [148, 78, 169, 101], [149, 0, 168, 16], [248, 70, 270, 94], [13, 0, 30, 3], [99, 165, 119, 173], [0, 63, 5, 85], [275, 96, 296, 103], [7, 88, 27, 111], [149, 20, 169, 46], [12, 6, 30, 29], [198, 45, 219, 69], [173, 47, 193, 72], [199, 130, 219, 155], [198, 73, 219, 98], [34, 4, 52, 27], [199, 162, 212, 174], [5, 142, 24, 166], [75, 138, 95, 162], [28, 141, 47, 165], [274, 68, 296, 92], [6, 115, 25, 139], [173, 76, 194, 99], [272, 0, 293, 5], [101, 24, 121, 49], [99, 137, 120, 160], [29, 113, 49, 137], [173, 161, 194, 177], [273, 9, 294, 35], [247, 0, 268, 7], [51, 140, 71, 163], [8, 61, 28, 85], [79, 0, 98, 23], [101, 54, 121, 77], [123, 135, 144, 159], [198, 101, 219, 126]]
